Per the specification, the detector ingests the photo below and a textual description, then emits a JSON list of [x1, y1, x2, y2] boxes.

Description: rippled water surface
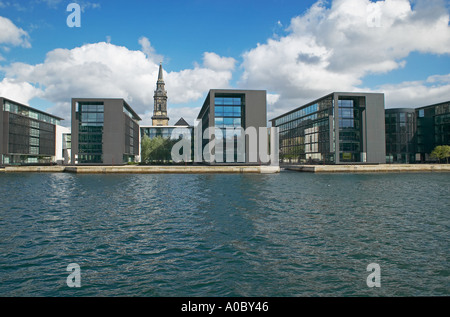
[[0, 171, 449, 296]]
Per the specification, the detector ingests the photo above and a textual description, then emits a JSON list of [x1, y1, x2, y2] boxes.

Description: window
[[418, 109, 424, 118]]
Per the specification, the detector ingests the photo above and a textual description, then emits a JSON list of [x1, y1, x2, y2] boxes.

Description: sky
[[0, 0, 449, 127]]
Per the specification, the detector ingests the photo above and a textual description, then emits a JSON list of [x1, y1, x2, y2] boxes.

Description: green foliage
[[140, 135, 177, 164], [430, 145, 450, 163]]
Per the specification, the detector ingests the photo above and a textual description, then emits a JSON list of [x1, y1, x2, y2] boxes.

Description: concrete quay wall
[[4, 166, 66, 173], [2, 165, 280, 174], [285, 164, 450, 173], [65, 165, 280, 174]]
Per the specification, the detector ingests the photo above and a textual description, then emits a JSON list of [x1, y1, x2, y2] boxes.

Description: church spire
[[152, 62, 169, 126], [157, 62, 164, 82]]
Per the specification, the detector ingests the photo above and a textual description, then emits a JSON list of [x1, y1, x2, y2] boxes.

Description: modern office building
[[385, 108, 416, 163], [384, 101, 450, 163], [415, 101, 450, 162], [270, 92, 386, 164], [0, 97, 64, 165], [71, 98, 141, 165], [196, 89, 270, 164]]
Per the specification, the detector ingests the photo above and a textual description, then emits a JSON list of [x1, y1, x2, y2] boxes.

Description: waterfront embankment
[[2, 165, 280, 174], [284, 164, 450, 173], [2, 164, 450, 174]]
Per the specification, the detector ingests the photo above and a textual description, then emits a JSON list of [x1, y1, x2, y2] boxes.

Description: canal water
[[0, 171, 448, 296]]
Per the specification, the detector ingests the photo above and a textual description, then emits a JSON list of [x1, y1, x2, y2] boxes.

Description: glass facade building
[[196, 89, 268, 164], [415, 101, 450, 162], [384, 101, 449, 163], [272, 96, 333, 163], [1, 97, 63, 165], [71, 98, 141, 165], [385, 108, 416, 163], [271, 92, 386, 164]]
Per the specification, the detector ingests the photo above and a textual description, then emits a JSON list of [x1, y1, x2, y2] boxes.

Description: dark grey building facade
[[385, 108, 417, 163], [196, 89, 268, 164], [71, 98, 141, 165], [384, 101, 450, 163], [1, 97, 62, 165], [415, 101, 450, 162], [271, 92, 386, 164]]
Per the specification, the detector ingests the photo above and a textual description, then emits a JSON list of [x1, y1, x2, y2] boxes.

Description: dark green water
[[0, 171, 448, 296]]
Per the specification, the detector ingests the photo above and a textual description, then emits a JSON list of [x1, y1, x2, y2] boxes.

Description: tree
[[430, 145, 450, 164], [140, 135, 152, 164], [140, 135, 177, 164]]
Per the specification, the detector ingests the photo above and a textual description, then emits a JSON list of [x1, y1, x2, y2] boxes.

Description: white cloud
[[166, 64, 234, 104], [203, 52, 236, 71], [240, 0, 450, 119], [0, 78, 43, 104], [381, 74, 450, 108], [0, 40, 236, 126], [0, 16, 31, 48], [267, 93, 280, 106], [138, 36, 164, 64]]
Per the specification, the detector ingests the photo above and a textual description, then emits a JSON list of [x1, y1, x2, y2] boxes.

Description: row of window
[[215, 117, 241, 128], [78, 154, 102, 164], [77, 102, 104, 113], [278, 112, 324, 132], [215, 97, 242, 106], [2, 155, 53, 165], [4, 100, 60, 125], [80, 113, 104, 123], [280, 142, 331, 155], [339, 119, 360, 129], [338, 99, 355, 108], [215, 106, 242, 117], [274, 96, 336, 127], [78, 143, 102, 154], [338, 108, 359, 119]]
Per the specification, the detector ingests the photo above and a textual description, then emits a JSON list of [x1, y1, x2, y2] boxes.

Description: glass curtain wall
[[214, 95, 244, 162], [275, 96, 333, 164], [434, 102, 450, 147], [77, 102, 104, 163], [338, 98, 362, 163], [7, 113, 55, 164], [385, 110, 416, 163]]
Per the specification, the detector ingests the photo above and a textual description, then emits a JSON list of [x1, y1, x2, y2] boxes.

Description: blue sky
[[1, 0, 449, 126], [1, 0, 315, 67]]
